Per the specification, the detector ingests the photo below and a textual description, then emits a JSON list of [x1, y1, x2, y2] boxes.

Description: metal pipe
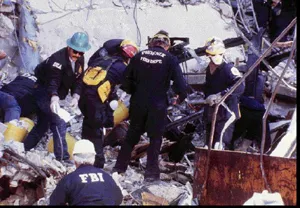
[[200, 17, 297, 198], [235, 26, 297, 92], [261, 21, 297, 191]]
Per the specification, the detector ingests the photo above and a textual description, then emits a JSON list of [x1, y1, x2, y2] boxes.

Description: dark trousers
[[79, 95, 113, 168], [231, 106, 271, 152], [114, 102, 167, 179], [0, 91, 21, 123], [23, 85, 69, 161]]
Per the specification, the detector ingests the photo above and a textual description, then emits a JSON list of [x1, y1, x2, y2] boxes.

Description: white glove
[[50, 95, 60, 114], [205, 92, 222, 106], [109, 100, 119, 111], [69, 93, 80, 109]]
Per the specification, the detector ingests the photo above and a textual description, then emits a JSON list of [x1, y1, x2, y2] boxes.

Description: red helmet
[[120, 40, 139, 58]]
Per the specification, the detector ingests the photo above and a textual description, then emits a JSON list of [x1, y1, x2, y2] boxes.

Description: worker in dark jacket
[[49, 139, 123, 205], [1, 73, 37, 117], [79, 39, 138, 168], [269, 0, 296, 42], [23, 32, 91, 165], [203, 37, 245, 150], [112, 30, 188, 182], [231, 31, 271, 152], [0, 50, 21, 122]]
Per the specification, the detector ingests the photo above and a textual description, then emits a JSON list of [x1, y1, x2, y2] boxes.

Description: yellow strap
[[83, 67, 107, 86], [97, 80, 111, 102]]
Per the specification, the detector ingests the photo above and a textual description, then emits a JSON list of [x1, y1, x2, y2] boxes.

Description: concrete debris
[[0, 2, 15, 13], [0, 13, 14, 38], [243, 190, 284, 205], [147, 181, 186, 202], [142, 191, 169, 205], [0, 0, 297, 206]]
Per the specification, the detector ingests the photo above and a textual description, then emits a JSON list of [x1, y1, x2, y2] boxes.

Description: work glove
[[69, 93, 80, 110], [205, 92, 222, 106], [50, 95, 60, 114], [109, 100, 119, 111]]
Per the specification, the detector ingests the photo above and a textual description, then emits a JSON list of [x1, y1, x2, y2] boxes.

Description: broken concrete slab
[[0, 13, 14, 38], [0, 2, 15, 13], [146, 181, 186, 203]]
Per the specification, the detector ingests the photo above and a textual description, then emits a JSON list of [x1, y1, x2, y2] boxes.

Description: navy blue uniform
[[23, 47, 84, 161], [269, 0, 296, 42], [88, 39, 123, 67], [231, 53, 271, 152], [79, 40, 128, 168], [49, 164, 123, 205], [204, 62, 245, 147], [113, 46, 187, 179], [1, 75, 37, 117]]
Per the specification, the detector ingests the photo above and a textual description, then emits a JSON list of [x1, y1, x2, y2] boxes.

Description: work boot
[[143, 177, 161, 185]]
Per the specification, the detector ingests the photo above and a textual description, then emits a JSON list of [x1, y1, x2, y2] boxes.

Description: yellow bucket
[[47, 133, 77, 159], [20, 117, 35, 132], [113, 100, 129, 126], [3, 117, 35, 142]]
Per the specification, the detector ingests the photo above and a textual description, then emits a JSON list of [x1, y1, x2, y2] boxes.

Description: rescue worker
[[0, 73, 37, 118], [0, 50, 21, 123], [112, 30, 188, 182], [49, 139, 123, 205], [231, 31, 271, 152], [23, 32, 91, 165], [203, 37, 245, 150], [79, 39, 139, 168], [269, 0, 296, 43]]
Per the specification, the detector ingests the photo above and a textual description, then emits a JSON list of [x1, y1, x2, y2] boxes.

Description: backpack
[[83, 58, 118, 103]]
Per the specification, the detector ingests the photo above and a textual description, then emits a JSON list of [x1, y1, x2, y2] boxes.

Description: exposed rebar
[[261, 19, 297, 192], [200, 17, 297, 198]]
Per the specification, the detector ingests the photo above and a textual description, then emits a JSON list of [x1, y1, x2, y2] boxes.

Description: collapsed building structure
[[0, 0, 297, 205]]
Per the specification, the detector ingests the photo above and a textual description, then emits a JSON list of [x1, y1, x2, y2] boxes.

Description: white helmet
[[205, 36, 226, 55], [73, 139, 96, 155]]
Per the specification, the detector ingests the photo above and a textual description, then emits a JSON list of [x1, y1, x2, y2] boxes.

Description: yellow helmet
[[120, 39, 139, 58], [205, 36, 226, 55], [149, 30, 171, 47]]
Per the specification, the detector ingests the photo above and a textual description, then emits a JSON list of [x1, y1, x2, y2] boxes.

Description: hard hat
[[67, 32, 91, 52], [205, 36, 226, 55], [72, 139, 96, 155], [149, 30, 171, 47], [120, 39, 139, 58]]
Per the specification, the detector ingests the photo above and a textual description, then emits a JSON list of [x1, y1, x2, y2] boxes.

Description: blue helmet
[[67, 32, 91, 52]]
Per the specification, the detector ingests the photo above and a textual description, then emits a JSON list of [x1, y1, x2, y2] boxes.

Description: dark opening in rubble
[[0, 175, 45, 205]]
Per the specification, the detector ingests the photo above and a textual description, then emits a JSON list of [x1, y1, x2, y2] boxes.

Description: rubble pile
[[0, 0, 297, 206]]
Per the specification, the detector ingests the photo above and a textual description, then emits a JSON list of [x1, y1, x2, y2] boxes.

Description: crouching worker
[[49, 139, 123, 205], [23, 32, 91, 165], [203, 37, 245, 150], [1, 73, 37, 118], [0, 50, 21, 122], [79, 39, 139, 168]]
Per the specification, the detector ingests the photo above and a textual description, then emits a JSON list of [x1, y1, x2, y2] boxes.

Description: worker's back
[[49, 164, 123, 205]]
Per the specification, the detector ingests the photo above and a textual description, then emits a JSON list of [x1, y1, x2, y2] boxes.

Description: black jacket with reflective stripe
[[34, 47, 84, 99], [121, 46, 187, 107]]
